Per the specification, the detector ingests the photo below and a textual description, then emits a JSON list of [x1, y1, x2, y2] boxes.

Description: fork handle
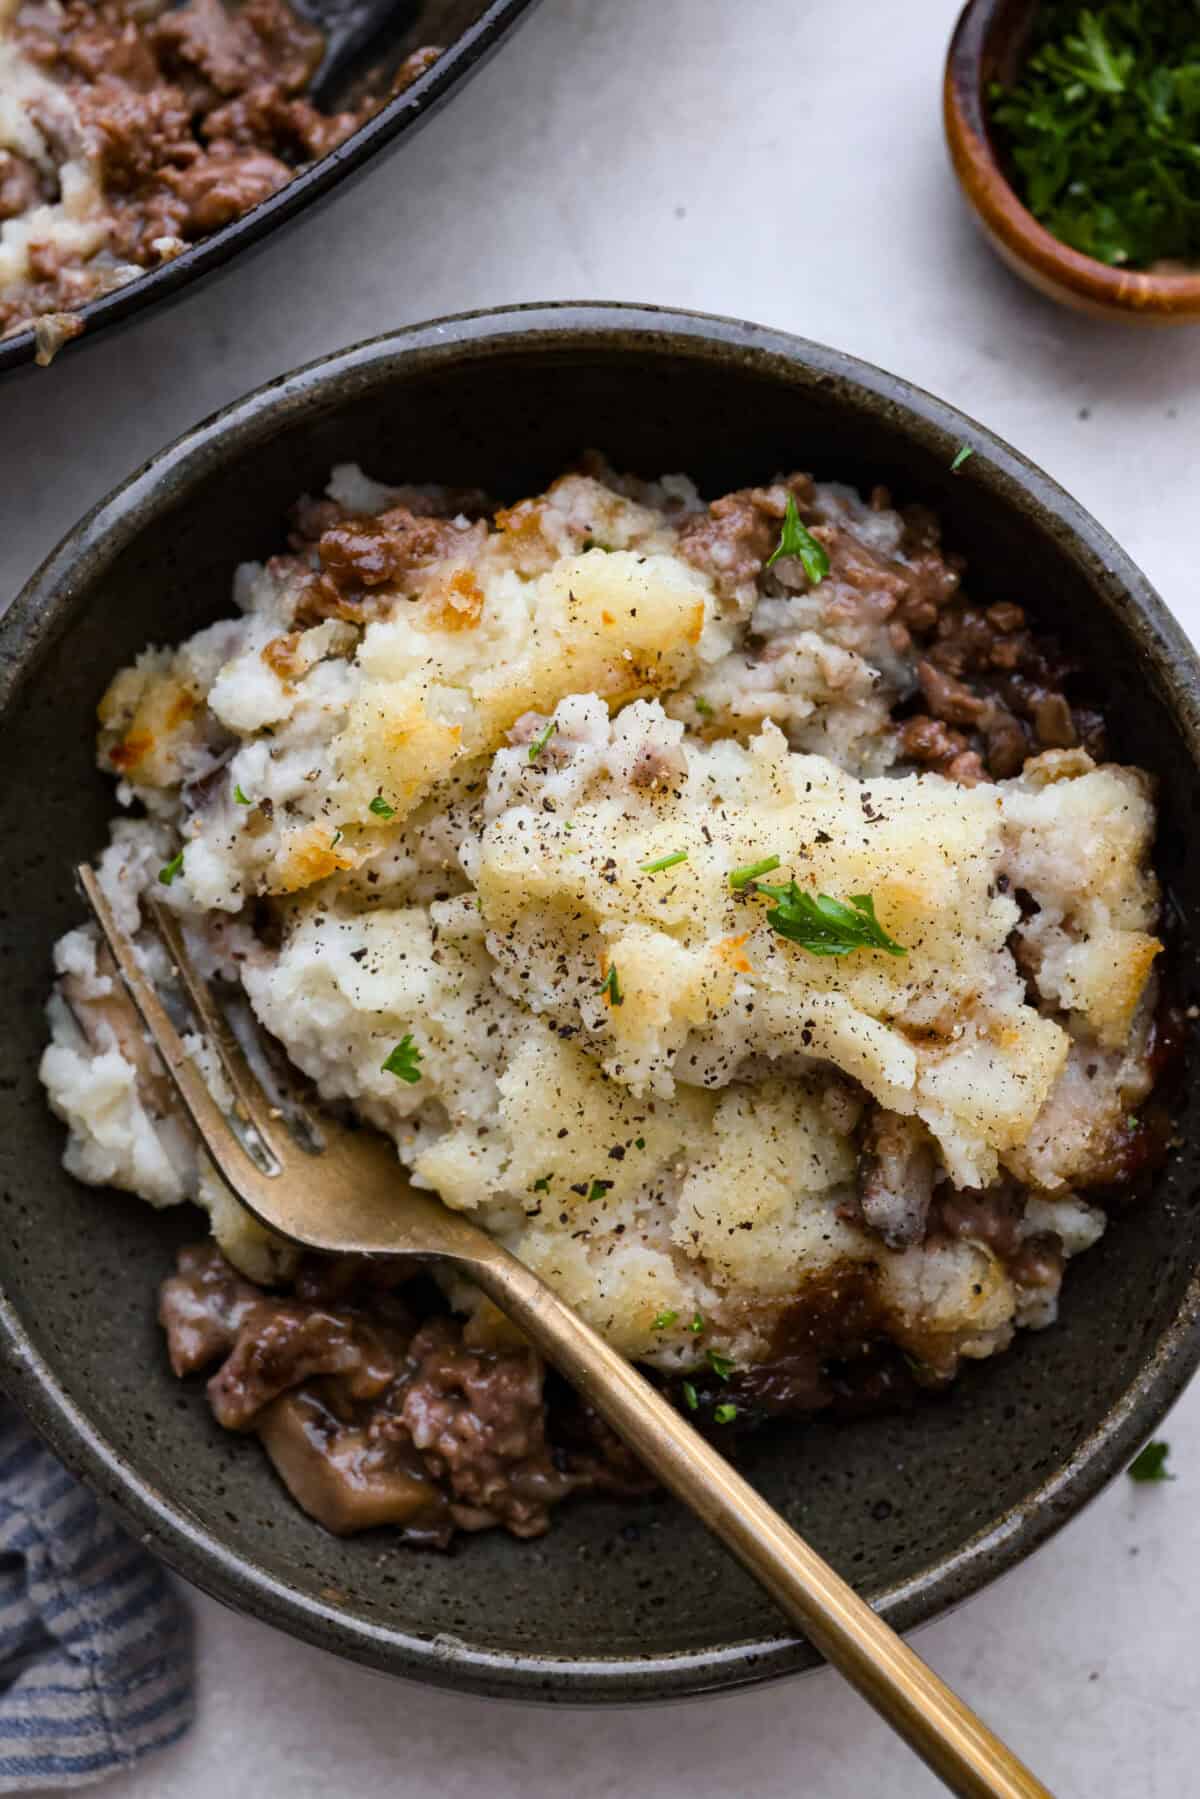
[[469, 1245, 1053, 1799]]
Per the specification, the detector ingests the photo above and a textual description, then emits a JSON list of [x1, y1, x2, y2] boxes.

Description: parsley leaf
[[641, 850, 688, 873], [690, 1312, 705, 1335], [528, 718, 557, 762], [652, 1310, 678, 1330], [729, 854, 780, 890], [600, 964, 623, 1007], [714, 1403, 738, 1424], [380, 1035, 422, 1083], [707, 1349, 736, 1381], [681, 1381, 699, 1412], [1128, 1440, 1173, 1483], [587, 1179, 613, 1203], [368, 796, 396, 820], [764, 494, 830, 585], [950, 443, 974, 474], [753, 883, 907, 958], [532, 1176, 552, 1193], [233, 784, 251, 805], [694, 695, 714, 717], [157, 850, 184, 887]]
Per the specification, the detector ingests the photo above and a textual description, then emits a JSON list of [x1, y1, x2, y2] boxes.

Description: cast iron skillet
[[0, 0, 535, 381], [2, 303, 1198, 1702]]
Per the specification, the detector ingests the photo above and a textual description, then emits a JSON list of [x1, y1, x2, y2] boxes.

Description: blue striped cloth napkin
[[0, 1405, 193, 1791]]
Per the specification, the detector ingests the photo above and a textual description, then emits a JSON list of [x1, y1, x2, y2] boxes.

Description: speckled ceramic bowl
[[2, 304, 1199, 1702]]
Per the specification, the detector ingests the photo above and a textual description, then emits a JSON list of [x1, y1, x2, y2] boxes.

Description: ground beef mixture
[[675, 476, 1107, 783], [0, 0, 440, 340], [160, 1242, 653, 1544], [286, 481, 495, 625], [162, 1239, 940, 1542]]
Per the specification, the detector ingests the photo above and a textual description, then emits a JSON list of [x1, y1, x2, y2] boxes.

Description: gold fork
[[79, 862, 1053, 1799]]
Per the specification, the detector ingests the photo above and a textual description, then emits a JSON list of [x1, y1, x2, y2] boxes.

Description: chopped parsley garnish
[[331, 830, 343, 848], [634, 1136, 646, 1150], [764, 494, 830, 586], [380, 1035, 422, 1083], [600, 963, 623, 1007], [532, 1175, 553, 1193], [528, 718, 558, 762], [652, 1310, 678, 1330], [233, 784, 251, 805], [368, 795, 396, 819], [690, 1312, 705, 1335], [157, 850, 184, 887], [950, 443, 974, 474], [681, 1381, 699, 1412], [587, 1179, 613, 1203], [990, 3, 1200, 269], [707, 1349, 735, 1381], [641, 849, 688, 873], [694, 695, 714, 717], [753, 883, 907, 958], [1128, 1439, 1173, 1483], [729, 854, 781, 890], [714, 1403, 738, 1425]]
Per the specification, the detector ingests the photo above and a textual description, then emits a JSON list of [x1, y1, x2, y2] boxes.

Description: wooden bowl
[[944, 0, 1200, 323]]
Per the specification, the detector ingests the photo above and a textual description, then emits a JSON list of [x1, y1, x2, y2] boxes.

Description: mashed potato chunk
[[476, 699, 1097, 1188]]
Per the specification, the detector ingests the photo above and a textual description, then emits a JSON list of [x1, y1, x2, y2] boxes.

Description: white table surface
[[5, 0, 1200, 1793]]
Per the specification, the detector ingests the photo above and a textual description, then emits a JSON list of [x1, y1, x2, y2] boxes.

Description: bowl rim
[[943, 0, 1200, 320], [4, 300, 1200, 1702], [0, 0, 537, 379]]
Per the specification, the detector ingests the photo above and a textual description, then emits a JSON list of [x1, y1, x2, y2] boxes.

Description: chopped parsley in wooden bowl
[[945, 0, 1200, 321], [992, 3, 1200, 270]]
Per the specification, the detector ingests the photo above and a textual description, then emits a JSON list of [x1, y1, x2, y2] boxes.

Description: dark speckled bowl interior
[[3, 304, 1200, 1702]]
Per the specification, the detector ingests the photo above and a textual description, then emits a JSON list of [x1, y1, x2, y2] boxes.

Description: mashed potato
[[41, 461, 1165, 1389]]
